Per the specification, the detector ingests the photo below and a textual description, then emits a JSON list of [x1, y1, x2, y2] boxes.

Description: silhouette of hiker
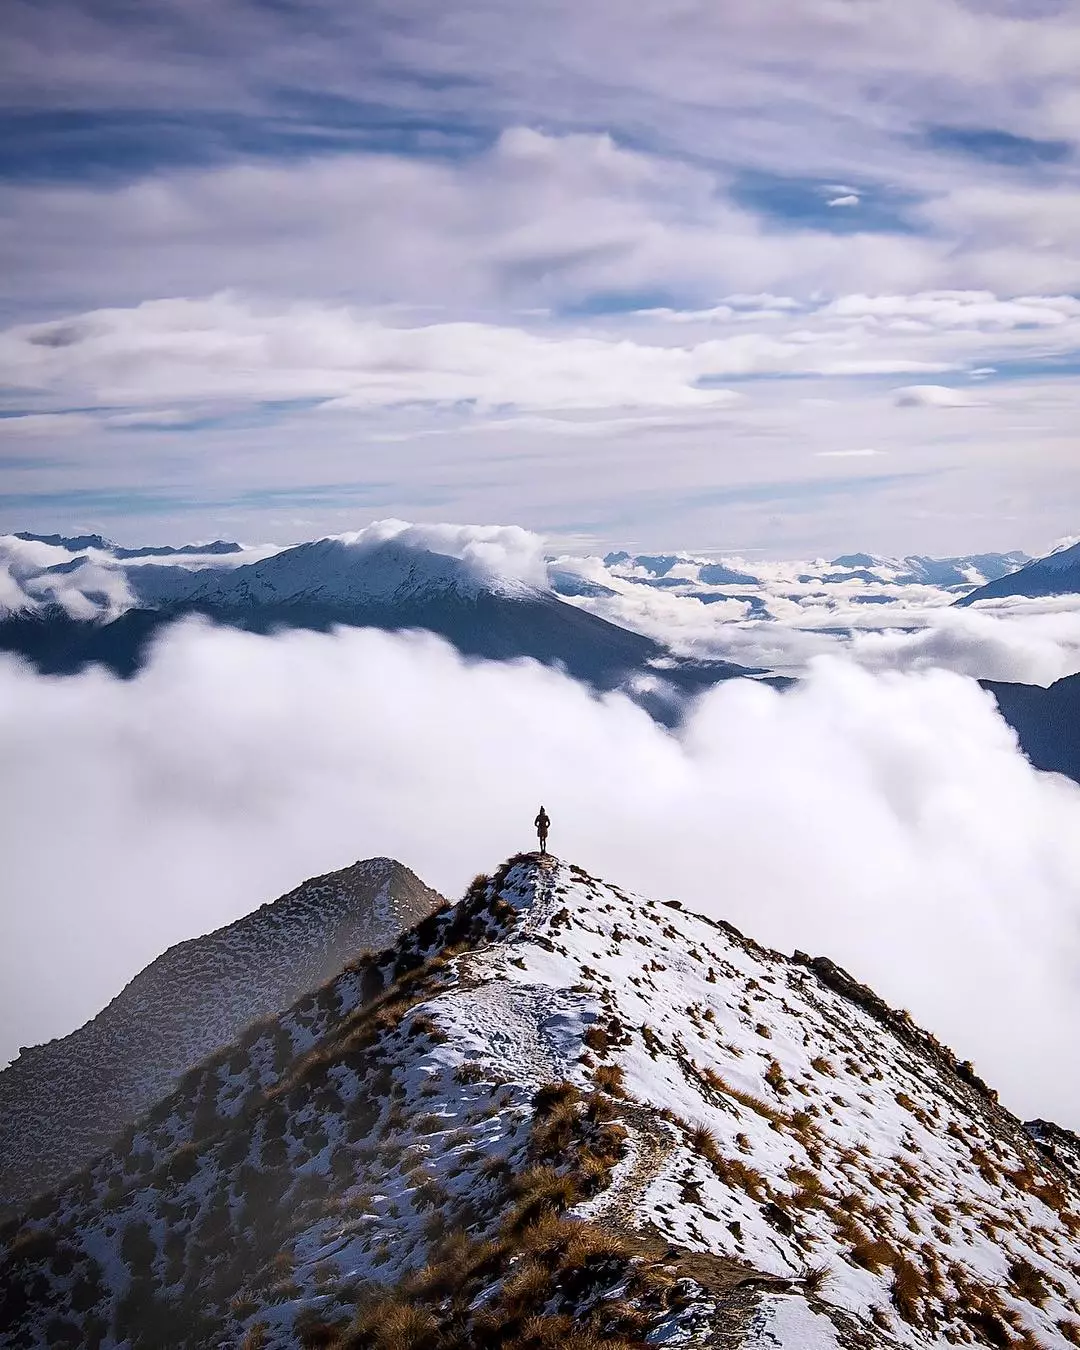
[[534, 806, 550, 855]]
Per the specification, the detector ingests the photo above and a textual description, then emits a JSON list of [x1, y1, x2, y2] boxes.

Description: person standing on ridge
[[534, 806, 550, 855]]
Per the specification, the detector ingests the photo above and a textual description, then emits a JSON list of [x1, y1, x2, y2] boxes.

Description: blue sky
[[1, 0, 1079, 554]]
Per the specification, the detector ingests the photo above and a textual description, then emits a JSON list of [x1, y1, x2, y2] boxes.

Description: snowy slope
[[958, 542, 1080, 606], [0, 857, 443, 1216], [3, 855, 1078, 1349], [173, 534, 534, 607]]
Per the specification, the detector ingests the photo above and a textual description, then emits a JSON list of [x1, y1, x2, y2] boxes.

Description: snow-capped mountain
[[0, 857, 443, 1217], [4, 855, 1078, 1347], [958, 541, 1080, 606], [161, 534, 532, 608]]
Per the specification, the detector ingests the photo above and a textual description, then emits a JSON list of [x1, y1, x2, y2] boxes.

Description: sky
[[1, 0, 1079, 553]]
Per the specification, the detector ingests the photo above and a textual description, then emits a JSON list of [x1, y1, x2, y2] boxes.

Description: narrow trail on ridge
[[580, 1101, 677, 1235], [446, 855, 581, 1087]]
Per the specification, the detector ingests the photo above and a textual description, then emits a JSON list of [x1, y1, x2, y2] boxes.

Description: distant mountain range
[[0, 531, 759, 700], [0, 857, 443, 1216], [4, 853, 1079, 1347], [6, 530, 1078, 766], [829, 551, 1029, 588], [600, 548, 1030, 591], [958, 540, 1080, 606], [14, 531, 243, 560]]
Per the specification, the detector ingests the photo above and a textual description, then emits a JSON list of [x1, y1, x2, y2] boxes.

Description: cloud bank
[[2, 620, 1079, 1127]]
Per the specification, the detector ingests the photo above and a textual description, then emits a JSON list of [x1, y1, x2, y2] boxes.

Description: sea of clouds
[[2, 615, 1079, 1128]]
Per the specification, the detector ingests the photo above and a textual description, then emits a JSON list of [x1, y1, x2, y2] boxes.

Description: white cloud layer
[[1, 621, 1079, 1127], [556, 550, 1080, 685]]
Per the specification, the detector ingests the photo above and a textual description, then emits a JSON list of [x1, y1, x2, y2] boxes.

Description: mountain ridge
[[0, 856, 444, 1217], [958, 542, 1080, 607], [3, 854, 1078, 1348]]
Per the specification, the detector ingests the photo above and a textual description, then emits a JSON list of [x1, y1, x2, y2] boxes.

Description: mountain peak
[[178, 533, 543, 610], [0, 855, 444, 1214]]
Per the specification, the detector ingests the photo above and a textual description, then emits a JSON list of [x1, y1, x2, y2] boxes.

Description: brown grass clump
[[531, 1100, 582, 1158], [506, 1167, 582, 1230], [711, 1154, 769, 1202], [583, 1025, 611, 1055], [849, 1237, 898, 1274], [801, 1262, 830, 1295], [592, 1064, 625, 1097], [688, 1124, 721, 1165], [764, 1061, 787, 1095], [970, 1147, 999, 1186], [533, 1082, 581, 1117], [698, 1069, 788, 1127], [344, 1299, 442, 1349], [1008, 1257, 1049, 1307], [890, 1255, 927, 1325]]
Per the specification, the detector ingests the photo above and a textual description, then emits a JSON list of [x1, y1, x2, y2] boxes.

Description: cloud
[[848, 604, 1080, 685], [894, 384, 982, 407], [1, 621, 1079, 1129], [827, 290, 1080, 330], [12, 282, 1080, 425], [0, 294, 753, 414], [556, 547, 1080, 684], [827, 194, 860, 208], [1, 290, 991, 420], [328, 519, 550, 588]]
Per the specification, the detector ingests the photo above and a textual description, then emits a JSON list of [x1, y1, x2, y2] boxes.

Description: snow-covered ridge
[[0, 856, 443, 1216], [0, 521, 546, 620], [4, 855, 1078, 1347], [960, 541, 1080, 607]]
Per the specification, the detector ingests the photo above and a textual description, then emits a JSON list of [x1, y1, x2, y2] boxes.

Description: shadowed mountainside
[[983, 673, 1080, 786], [0, 857, 443, 1216]]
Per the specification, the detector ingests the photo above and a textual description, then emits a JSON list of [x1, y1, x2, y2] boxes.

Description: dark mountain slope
[[0, 857, 443, 1216], [958, 542, 1080, 606], [983, 673, 1080, 785]]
